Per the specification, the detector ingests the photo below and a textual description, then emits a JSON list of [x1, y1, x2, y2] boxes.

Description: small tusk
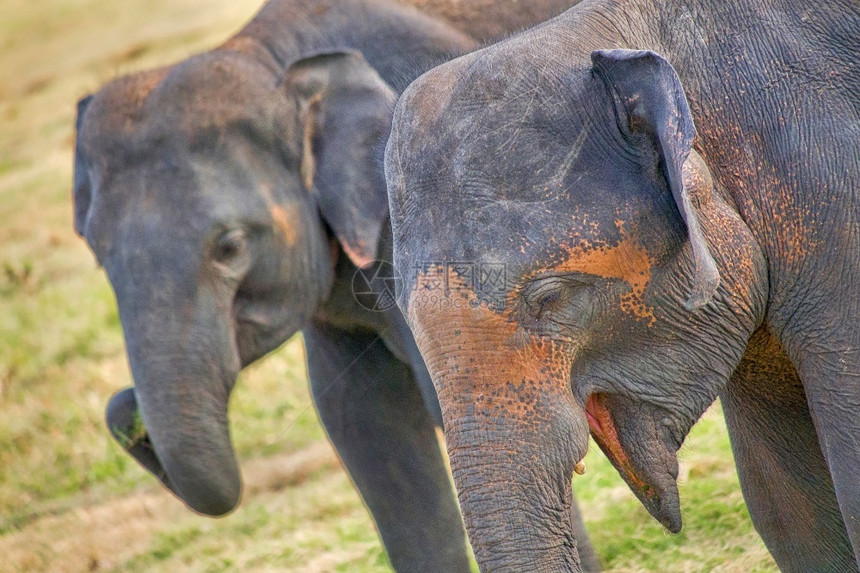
[[574, 460, 587, 475]]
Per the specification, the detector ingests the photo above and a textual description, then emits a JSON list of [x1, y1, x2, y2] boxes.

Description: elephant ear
[[283, 51, 396, 269], [591, 49, 720, 310], [73, 94, 94, 237]]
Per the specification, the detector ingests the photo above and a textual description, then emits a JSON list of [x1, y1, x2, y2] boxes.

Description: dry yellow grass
[[0, 442, 342, 572]]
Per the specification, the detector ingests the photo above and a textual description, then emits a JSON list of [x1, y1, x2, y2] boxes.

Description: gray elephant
[[385, 0, 859, 571], [72, 0, 600, 570]]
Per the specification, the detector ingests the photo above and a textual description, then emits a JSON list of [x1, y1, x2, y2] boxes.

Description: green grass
[[579, 405, 774, 572], [0, 0, 776, 571]]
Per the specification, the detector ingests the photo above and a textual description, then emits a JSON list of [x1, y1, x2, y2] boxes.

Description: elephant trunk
[[106, 273, 242, 517], [409, 289, 590, 571], [445, 416, 585, 572]]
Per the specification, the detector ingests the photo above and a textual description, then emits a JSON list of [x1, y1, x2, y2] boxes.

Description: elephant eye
[[535, 290, 562, 319], [214, 229, 247, 263], [519, 275, 596, 330], [522, 279, 568, 320]]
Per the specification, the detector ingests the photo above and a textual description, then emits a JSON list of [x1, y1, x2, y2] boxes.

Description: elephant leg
[[800, 355, 860, 568], [302, 322, 471, 573], [570, 499, 601, 572], [720, 328, 857, 572]]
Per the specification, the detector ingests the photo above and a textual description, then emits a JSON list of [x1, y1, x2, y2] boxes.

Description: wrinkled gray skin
[[73, 0, 601, 570], [386, 0, 859, 571]]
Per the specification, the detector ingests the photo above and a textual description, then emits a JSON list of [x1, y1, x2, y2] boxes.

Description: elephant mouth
[[118, 429, 174, 489], [584, 393, 682, 532], [106, 387, 241, 516], [106, 388, 175, 492]]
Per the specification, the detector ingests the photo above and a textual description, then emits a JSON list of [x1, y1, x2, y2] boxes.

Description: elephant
[[385, 0, 859, 571], [72, 0, 601, 570]]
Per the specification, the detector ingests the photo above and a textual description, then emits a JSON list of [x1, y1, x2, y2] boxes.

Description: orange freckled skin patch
[[540, 228, 656, 326], [408, 267, 581, 434], [270, 205, 297, 247], [340, 239, 374, 269], [127, 71, 169, 107]]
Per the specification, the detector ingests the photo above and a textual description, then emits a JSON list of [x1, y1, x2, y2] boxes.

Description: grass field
[[0, 1, 779, 571]]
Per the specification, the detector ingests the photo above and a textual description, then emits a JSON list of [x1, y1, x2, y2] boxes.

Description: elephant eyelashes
[[535, 290, 563, 319]]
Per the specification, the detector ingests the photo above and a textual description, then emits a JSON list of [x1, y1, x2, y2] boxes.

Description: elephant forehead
[[82, 53, 289, 161], [83, 69, 170, 139], [389, 47, 585, 205], [151, 54, 284, 125]]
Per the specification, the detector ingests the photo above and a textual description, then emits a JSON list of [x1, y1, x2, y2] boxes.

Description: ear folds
[[283, 51, 397, 269], [591, 49, 720, 310], [73, 94, 94, 237]]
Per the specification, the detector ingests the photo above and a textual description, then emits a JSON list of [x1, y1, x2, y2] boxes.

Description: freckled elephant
[[385, 0, 859, 571], [72, 0, 599, 570]]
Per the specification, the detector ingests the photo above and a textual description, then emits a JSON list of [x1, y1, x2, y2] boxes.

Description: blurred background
[[0, 0, 776, 570]]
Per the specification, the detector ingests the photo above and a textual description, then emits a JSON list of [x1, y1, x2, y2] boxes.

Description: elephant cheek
[[233, 306, 297, 367]]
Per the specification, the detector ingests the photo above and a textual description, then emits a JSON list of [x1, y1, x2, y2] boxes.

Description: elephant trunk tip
[[658, 498, 682, 534], [105, 386, 243, 518], [181, 480, 242, 517]]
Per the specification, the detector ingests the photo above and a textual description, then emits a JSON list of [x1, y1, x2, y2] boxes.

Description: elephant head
[[386, 46, 768, 570], [74, 49, 395, 515]]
